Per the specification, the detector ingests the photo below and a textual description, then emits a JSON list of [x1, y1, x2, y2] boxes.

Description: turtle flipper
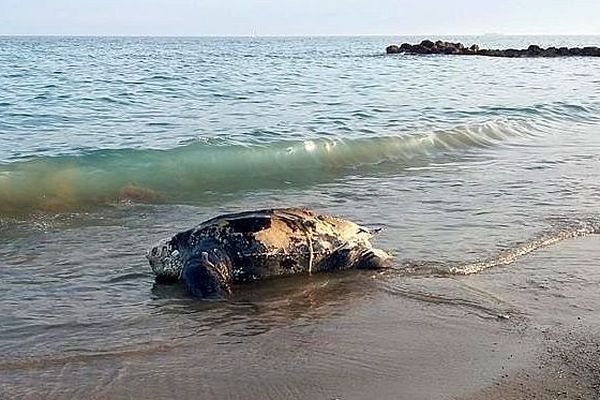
[[316, 245, 392, 271], [181, 251, 232, 298], [354, 248, 393, 269]]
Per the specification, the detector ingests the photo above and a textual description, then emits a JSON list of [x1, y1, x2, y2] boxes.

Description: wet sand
[[458, 235, 600, 400], [461, 328, 600, 400], [2, 236, 599, 400]]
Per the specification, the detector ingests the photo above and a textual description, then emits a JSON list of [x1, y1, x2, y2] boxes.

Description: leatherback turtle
[[147, 208, 392, 297]]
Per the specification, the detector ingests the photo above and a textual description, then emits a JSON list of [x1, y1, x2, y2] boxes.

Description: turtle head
[[146, 238, 184, 282]]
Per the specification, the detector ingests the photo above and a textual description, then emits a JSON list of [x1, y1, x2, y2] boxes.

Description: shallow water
[[1, 36, 600, 399]]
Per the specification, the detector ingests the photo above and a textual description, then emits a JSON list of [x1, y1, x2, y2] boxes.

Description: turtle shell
[[184, 208, 372, 282]]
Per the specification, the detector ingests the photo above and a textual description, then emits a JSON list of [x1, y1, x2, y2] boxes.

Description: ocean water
[[1, 36, 600, 399]]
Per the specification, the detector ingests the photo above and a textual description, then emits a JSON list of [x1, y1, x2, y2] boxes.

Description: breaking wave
[[0, 118, 545, 214]]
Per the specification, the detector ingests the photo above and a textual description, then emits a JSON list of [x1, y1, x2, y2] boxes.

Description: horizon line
[[2, 33, 600, 38]]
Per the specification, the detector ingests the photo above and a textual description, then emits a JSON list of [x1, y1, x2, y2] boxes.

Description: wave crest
[[0, 118, 538, 214]]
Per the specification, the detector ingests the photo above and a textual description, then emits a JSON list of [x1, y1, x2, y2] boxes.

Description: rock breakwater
[[386, 40, 600, 57]]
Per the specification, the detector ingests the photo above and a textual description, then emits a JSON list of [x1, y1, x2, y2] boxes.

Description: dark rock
[[443, 46, 459, 54], [544, 47, 558, 57], [527, 44, 543, 55], [503, 49, 522, 58], [399, 43, 413, 52], [469, 44, 479, 52], [423, 45, 436, 54], [582, 46, 600, 56], [557, 47, 570, 56], [569, 47, 582, 56], [386, 45, 400, 54], [420, 39, 435, 49]]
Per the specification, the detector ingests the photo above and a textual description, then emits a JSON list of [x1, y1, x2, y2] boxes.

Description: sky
[[2, 0, 600, 36]]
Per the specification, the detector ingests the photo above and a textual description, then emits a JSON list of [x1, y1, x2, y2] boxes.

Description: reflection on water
[[150, 270, 379, 339]]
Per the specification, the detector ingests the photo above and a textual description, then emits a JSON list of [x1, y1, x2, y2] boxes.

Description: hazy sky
[[2, 0, 600, 36]]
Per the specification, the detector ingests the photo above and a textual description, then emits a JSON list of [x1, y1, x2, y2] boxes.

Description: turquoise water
[[1, 36, 600, 398], [1, 36, 600, 211]]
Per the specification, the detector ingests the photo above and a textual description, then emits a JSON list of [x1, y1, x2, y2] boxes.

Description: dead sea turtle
[[147, 208, 392, 297]]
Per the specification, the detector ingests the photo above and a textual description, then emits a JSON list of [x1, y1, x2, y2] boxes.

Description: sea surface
[[1, 36, 600, 399]]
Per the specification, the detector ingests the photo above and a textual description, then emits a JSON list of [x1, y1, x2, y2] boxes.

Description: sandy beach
[[2, 234, 598, 400]]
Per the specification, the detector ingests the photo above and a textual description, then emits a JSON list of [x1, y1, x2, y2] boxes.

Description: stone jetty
[[386, 40, 600, 57]]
